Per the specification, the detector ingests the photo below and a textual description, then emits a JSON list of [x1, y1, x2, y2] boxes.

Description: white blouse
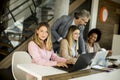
[[71, 42, 78, 57]]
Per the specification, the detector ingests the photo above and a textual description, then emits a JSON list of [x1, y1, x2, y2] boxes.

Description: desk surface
[[69, 69, 120, 80], [17, 63, 102, 80], [17, 55, 120, 80], [108, 55, 120, 60], [17, 63, 67, 79]]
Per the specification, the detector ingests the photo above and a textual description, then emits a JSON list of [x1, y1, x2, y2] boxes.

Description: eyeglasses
[[81, 18, 88, 24]]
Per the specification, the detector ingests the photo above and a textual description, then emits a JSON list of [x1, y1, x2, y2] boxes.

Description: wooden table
[[42, 69, 101, 80]]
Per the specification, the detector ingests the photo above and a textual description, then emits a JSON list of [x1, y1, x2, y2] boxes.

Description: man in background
[[51, 9, 91, 54]]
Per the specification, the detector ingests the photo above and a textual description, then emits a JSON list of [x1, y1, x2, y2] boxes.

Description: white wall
[[89, 0, 99, 30], [112, 34, 120, 55]]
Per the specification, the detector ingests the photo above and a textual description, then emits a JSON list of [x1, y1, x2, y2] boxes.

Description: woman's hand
[[56, 62, 68, 68], [66, 59, 76, 64], [66, 59, 75, 64], [107, 50, 112, 57]]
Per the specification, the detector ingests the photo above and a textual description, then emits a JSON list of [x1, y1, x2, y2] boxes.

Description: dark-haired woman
[[86, 28, 102, 53], [85, 28, 112, 67]]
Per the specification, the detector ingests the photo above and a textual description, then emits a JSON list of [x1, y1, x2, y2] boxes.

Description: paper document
[[91, 65, 115, 72], [91, 49, 108, 67]]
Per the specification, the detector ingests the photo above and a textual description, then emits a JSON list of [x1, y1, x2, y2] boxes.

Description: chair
[[12, 51, 32, 80]]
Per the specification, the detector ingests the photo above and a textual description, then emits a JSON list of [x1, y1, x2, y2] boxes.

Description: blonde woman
[[28, 22, 69, 67], [51, 9, 90, 54], [59, 25, 80, 64]]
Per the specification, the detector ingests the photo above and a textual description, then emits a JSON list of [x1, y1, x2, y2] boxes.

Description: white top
[[71, 42, 78, 57], [89, 46, 94, 53]]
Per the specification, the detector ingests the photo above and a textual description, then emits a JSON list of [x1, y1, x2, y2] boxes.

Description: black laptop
[[54, 53, 95, 72]]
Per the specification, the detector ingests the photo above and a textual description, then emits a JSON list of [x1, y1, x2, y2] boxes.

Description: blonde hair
[[66, 25, 80, 56], [32, 22, 52, 51]]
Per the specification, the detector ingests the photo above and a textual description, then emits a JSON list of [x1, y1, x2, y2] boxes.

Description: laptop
[[54, 53, 95, 72]]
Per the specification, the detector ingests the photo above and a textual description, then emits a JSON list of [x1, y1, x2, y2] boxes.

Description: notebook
[[54, 53, 95, 72], [91, 65, 115, 72], [91, 50, 109, 67]]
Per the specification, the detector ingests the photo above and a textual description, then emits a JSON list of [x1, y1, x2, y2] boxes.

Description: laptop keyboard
[[53, 64, 74, 72]]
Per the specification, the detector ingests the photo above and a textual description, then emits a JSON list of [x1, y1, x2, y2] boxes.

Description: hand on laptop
[[56, 62, 68, 68], [66, 59, 76, 64], [107, 50, 112, 57], [66, 58, 77, 64]]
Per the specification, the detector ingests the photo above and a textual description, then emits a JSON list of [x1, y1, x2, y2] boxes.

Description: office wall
[[96, 0, 120, 49], [112, 34, 120, 55]]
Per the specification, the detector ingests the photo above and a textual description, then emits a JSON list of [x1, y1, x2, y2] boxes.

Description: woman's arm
[[94, 42, 101, 52], [28, 41, 57, 66], [59, 39, 74, 60], [50, 50, 66, 62], [51, 15, 66, 42]]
